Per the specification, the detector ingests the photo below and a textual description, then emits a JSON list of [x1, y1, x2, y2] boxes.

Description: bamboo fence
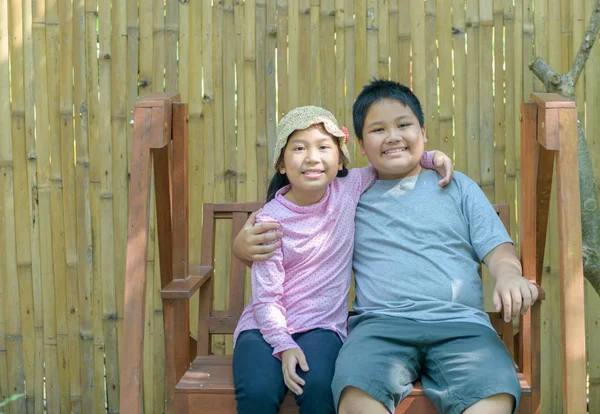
[[0, 0, 599, 413]]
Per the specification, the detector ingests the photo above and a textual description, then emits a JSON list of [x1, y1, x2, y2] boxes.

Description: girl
[[232, 106, 452, 414]]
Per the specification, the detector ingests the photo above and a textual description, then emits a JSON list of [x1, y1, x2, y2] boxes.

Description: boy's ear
[[422, 125, 428, 143], [358, 138, 367, 156]]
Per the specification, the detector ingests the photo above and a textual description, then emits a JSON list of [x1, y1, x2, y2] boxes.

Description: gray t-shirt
[[352, 170, 512, 329]]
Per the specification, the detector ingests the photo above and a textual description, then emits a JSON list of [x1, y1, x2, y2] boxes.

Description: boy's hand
[[433, 151, 454, 187], [493, 273, 539, 322], [232, 210, 283, 263], [282, 348, 309, 395]]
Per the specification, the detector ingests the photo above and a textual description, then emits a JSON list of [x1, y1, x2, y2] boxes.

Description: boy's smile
[[359, 98, 427, 180]]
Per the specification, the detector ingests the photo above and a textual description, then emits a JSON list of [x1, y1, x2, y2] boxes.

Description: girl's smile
[[279, 124, 343, 206]]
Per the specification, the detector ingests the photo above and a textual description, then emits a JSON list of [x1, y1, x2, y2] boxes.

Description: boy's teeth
[[385, 148, 407, 154]]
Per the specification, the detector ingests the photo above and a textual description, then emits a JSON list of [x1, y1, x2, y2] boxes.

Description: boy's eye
[[372, 128, 384, 133], [398, 123, 409, 128]]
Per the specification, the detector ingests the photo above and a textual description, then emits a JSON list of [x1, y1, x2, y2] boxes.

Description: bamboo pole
[[512, 0, 523, 228], [377, 0, 389, 79], [334, 0, 346, 122], [277, 0, 289, 117], [288, 0, 300, 110], [98, 0, 119, 410], [410, 0, 425, 113], [2, 3, 27, 412], [534, 0, 548, 93], [398, 0, 410, 85], [266, 0, 277, 173], [83, 0, 106, 410], [74, 0, 94, 409], [503, 0, 516, 239], [493, 0, 506, 205], [344, 0, 356, 155], [366, 0, 377, 82], [299, 0, 311, 105], [572, 0, 585, 120], [178, 1, 189, 103], [256, 0, 268, 199], [165, 0, 178, 93], [111, 1, 128, 404], [453, 0, 467, 172], [479, 0, 494, 201], [309, 0, 322, 105], [437, 0, 452, 159], [212, 0, 228, 356], [425, 0, 438, 150], [388, 0, 398, 82], [560, 0, 572, 74], [127, 0, 139, 176], [355, 0, 367, 103], [245, 0, 258, 200], [466, 0, 480, 184], [153, 0, 165, 94], [322, 0, 336, 108], [33, 0, 61, 411], [47, 0, 71, 409]]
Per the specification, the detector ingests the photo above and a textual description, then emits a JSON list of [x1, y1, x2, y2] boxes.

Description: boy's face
[[359, 98, 427, 180]]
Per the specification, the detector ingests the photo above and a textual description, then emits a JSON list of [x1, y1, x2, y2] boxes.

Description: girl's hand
[[232, 210, 283, 264], [433, 150, 454, 187], [281, 348, 309, 395]]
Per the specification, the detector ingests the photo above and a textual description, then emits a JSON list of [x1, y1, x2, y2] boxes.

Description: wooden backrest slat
[[229, 212, 251, 316], [197, 204, 216, 355]]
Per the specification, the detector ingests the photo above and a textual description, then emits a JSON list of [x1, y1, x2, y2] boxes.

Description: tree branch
[[568, 0, 600, 85]]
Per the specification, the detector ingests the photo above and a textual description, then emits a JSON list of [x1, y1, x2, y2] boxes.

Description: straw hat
[[273, 106, 351, 170]]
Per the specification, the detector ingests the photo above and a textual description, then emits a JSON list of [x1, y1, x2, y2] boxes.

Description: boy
[[234, 80, 538, 414]]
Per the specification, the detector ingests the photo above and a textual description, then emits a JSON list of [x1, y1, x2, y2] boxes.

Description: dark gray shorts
[[331, 313, 520, 414]]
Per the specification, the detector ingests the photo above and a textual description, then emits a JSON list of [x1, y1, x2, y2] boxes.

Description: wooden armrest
[[161, 266, 213, 299], [532, 282, 545, 301]]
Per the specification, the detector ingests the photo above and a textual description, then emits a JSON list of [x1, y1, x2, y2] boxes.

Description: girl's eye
[[320, 145, 331, 150], [292, 147, 304, 151]]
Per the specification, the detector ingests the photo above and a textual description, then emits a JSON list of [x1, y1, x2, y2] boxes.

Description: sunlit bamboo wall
[[0, 0, 599, 413]]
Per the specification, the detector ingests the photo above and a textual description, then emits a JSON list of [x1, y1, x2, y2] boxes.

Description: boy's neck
[[283, 187, 327, 206], [377, 165, 424, 181]]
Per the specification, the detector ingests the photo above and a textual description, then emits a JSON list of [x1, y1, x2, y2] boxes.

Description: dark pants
[[233, 328, 342, 414]]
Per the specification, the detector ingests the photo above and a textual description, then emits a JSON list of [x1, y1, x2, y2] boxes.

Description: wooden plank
[[519, 102, 537, 389], [163, 298, 191, 412], [585, 279, 600, 414], [126, 0, 139, 177], [119, 107, 153, 414], [355, 0, 368, 96], [288, 0, 300, 109], [453, 0, 467, 172], [153, 0, 165, 93], [466, 0, 480, 183], [555, 107, 587, 414], [198, 204, 216, 356], [178, 0, 189, 102], [223, 0, 238, 202]]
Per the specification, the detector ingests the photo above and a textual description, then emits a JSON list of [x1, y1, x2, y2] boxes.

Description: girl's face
[[279, 124, 343, 206]]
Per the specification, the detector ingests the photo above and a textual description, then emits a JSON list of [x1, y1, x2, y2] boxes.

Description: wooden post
[[531, 93, 587, 414], [120, 93, 179, 414]]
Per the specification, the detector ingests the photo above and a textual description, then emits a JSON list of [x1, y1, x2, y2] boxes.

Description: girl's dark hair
[[266, 136, 350, 202]]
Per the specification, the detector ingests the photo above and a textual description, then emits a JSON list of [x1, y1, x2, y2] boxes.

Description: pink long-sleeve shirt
[[233, 167, 377, 357]]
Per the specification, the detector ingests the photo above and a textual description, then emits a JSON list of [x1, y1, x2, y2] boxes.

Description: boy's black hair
[[266, 144, 349, 203], [352, 79, 425, 141]]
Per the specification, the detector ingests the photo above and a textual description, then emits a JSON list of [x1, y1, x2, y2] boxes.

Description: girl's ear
[[278, 161, 286, 175]]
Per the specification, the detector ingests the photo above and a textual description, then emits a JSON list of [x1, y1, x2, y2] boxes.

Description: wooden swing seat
[[120, 92, 587, 414]]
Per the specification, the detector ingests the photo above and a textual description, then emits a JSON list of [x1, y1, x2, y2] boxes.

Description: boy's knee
[[463, 393, 514, 414], [338, 386, 388, 414]]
